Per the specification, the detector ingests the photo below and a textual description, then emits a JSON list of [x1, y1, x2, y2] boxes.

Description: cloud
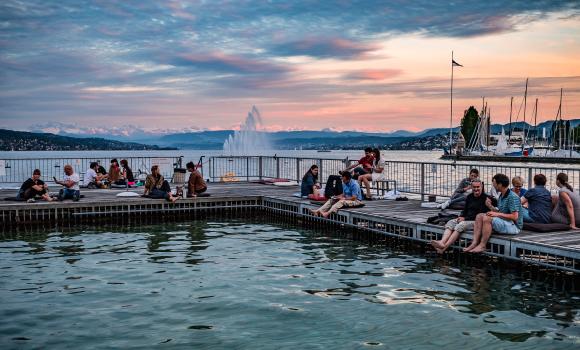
[[168, 52, 291, 75], [345, 69, 402, 81], [268, 37, 379, 59]]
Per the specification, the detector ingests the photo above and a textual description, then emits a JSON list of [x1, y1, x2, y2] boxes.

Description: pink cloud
[[345, 69, 402, 81]]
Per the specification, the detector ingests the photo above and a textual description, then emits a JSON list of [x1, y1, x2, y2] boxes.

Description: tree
[[460, 106, 479, 148]]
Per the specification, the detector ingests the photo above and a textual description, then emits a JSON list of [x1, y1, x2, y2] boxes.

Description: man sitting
[[464, 173, 523, 254], [310, 172, 362, 218], [186, 161, 207, 197], [82, 162, 106, 189], [438, 168, 479, 210], [343, 147, 374, 179], [143, 165, 179, 203], [431, 179, 496, 253], [521, 174, 552, 224], [17, 169, 52, 202], [54, 165, 81, 201]]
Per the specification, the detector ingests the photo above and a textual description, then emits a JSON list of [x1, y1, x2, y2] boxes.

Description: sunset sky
[[1, 1, 579, 133]]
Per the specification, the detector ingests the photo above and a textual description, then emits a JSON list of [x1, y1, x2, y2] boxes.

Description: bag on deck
[[324, 175, 343, 198]]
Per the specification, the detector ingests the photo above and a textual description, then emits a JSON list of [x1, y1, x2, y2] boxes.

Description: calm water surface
[[0, 221, 578, 349]]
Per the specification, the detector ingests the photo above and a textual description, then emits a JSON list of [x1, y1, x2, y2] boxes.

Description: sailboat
[[545, 89, 580, 158]]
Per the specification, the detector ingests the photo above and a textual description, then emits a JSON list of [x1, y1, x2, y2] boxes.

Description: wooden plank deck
[[1, 182, 579, 272]]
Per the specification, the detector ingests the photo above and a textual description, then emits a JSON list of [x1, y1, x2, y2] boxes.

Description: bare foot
[[463, 245, 476, 252], [436, 247, 446, 254], [469, 245, 486, 253], [321, 212, 330, 218], [431, 240, 444, 249], [309, 209, 318, 216]]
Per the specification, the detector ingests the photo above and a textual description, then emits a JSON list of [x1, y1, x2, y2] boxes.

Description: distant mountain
[[0, 129, 175, 151], [16, 117, 579, 150]]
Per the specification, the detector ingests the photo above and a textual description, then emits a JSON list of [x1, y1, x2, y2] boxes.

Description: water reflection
[[0, 220, 577, 349]]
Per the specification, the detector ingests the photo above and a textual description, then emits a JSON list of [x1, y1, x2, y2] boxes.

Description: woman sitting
[[511, 176, 528, 198], [551, 173, 580, 229], [358, 148, 386, 199], [120, 159, 135, 187], [108, 159, 125, 186], [301, 165, 321, 197], [144, 165, 179, 203]]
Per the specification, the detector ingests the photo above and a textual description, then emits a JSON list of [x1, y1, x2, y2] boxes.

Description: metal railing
[[208, 156, 580, 199], [0, 156, 183, 184]]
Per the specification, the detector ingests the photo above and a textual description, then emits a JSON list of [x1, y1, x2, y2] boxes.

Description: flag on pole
[[452, 59, 463, 67]]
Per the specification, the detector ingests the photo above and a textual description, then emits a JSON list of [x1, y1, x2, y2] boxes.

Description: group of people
[[82, 159, 134, 189], [16, 159, 208, 203], [142, 162, 207, 203], [431, 169, 580, 254], [303, 147, 390, 218], [301, 147, 388, 200]]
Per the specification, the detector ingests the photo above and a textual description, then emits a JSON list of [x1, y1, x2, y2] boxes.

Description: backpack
[[324, 175, 343, 197]]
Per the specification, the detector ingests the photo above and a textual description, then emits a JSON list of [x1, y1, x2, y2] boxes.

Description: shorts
[[371, 172, 387, 182], [444, 219, 474, 233], [492, 217, 520, 235]]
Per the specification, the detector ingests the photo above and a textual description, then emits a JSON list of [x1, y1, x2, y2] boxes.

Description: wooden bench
[[373, 180, 397, 195]]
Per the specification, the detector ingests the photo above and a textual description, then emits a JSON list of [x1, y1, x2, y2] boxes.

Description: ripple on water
[[0, 221, 577, 349]]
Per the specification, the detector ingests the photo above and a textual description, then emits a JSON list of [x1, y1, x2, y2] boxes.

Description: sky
[[1, 0, 580, 133]]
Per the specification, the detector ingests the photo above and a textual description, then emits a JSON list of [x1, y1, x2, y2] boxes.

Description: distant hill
[[0, 129, 175, 151]]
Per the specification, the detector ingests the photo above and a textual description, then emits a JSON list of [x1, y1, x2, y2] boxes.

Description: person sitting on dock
[[464, 173, 523, 253], [301, 165, 320, 197], [108, 159, 124, 186], [82, 162, 106, 189], [17, 169, 52, 202], [310, 171, 362, 218], [144, 165, 179, 203], [438, 168, 479, 210], [551, 173, 580, 229], [54, 165, 81, 201], [186, 161, 207, 197], [511, 176, 527, 198], [358, 148, 387, 200], [431, 179, 496, 254], [521, 174, 552, 224], [343, 147, 374, 179], [120, 159, 135, 187]]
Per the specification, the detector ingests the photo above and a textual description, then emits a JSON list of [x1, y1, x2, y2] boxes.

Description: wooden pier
[[1, 182, 579, 273]]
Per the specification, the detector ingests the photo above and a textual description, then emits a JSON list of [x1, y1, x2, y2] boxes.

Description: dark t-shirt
[[301, 173, 316, 196], [125, 167, 135, 182], [19, 178, 45, 193], [524, 185, 552, 224], [460, 193, 497, 221]]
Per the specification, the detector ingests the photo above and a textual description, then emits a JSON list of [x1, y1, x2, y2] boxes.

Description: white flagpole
[[450, 51, 454, 151]]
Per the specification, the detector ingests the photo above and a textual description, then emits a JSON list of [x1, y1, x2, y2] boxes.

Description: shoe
[[437, 200, 450, 209], [27, 198, 36, 203]]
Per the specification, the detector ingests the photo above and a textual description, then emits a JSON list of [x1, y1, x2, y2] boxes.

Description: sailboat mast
[[532, 98, 538, 149], [508, 96, 513, 142], [522, 79, 528, 148], [558, 88, 563, 149]]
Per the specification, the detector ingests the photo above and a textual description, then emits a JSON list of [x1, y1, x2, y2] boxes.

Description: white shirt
[[64, 173, 80, 190], [83, 168, 97, 186]]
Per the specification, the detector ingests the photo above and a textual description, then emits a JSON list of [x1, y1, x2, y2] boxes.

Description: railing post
[[528, 167, 533, 189], [276, 157, 280, 179], [246, 157, 250, 182], [259, 156, 263, 180], [420, 163, 425, 201], [296, 158, 300, 182]]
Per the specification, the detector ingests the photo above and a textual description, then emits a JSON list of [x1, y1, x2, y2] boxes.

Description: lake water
[[0, 220, 578, 349]]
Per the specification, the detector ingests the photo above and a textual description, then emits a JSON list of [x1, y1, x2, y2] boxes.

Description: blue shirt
[[512, 187, 527, 197], [498, 189, 524, 229], [342, 179, 362, 201], [524, 185, 552, 224]]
